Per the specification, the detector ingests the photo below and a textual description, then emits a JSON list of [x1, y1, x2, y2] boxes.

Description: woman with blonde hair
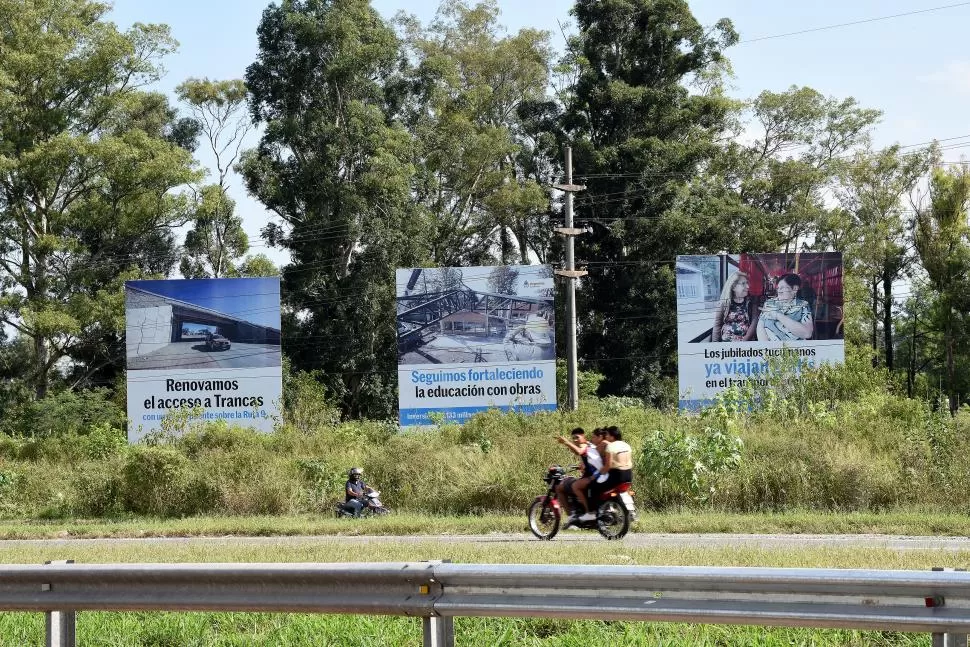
[[712, 271, 758, 342]]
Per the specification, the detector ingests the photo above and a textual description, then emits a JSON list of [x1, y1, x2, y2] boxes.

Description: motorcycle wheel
[[595, 499, 630, 540], [527, 498, 560, 540]]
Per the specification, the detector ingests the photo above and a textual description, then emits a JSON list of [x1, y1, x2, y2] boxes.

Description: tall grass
[[1, 360, 970, 519]]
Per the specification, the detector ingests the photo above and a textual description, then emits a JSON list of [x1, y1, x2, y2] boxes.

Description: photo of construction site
[[396, 266, 555, 365]]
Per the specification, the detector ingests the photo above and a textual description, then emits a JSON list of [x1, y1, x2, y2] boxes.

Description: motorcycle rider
[[344, 467, 377, 517], [590, 426, 633, 502], [571, 428, 610, 522], [554, 427, 601, 523]]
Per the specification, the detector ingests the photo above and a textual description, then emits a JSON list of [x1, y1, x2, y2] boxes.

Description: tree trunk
[[882, 265, 894, 371], [32, 210, 50, 400], [946, 312, 957, 414], [907, 311, 917, 399], [517, 223, 530, 265], [871, 279, 879, 367]]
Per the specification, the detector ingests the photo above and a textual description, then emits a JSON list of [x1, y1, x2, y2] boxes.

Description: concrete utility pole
[[553, 146, 586, 411]]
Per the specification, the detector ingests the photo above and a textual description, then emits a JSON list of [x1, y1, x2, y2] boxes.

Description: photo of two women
[[676, 253, 844, 344]]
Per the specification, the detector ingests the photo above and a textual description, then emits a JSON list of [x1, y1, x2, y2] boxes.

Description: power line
[[739, 2, 970, 45]]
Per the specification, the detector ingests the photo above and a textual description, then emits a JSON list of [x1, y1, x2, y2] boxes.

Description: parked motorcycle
[[335, 491, 391, 518], [527, 465, 636, 540]]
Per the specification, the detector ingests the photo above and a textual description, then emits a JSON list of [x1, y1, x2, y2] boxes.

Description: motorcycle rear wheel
[[596, 499, 630, 540], [527, 498, 561, 540]]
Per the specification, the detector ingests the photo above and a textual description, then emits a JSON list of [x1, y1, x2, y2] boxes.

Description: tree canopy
[[0, 0, 964, 423]]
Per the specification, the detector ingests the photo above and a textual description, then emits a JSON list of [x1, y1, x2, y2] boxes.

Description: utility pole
[[553, 146, 586, 411]]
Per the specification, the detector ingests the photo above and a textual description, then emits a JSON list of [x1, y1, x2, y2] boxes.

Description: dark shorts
[[590, 469, 633, 500], [560, 476, 578, 492]]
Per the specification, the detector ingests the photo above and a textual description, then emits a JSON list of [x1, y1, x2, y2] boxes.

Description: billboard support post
[[554, 146, 586, 411]]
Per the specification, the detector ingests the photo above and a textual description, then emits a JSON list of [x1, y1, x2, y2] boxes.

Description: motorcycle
[[527, 465, 637, 540], [335, 491, 391, 518]]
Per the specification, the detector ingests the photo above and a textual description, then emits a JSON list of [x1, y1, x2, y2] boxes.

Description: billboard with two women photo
[[675, 252, 844, 410]]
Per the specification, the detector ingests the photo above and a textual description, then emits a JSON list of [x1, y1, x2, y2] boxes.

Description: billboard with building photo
[[125, 277, 282, 441], [396, 265, 557, 426], [676, 252, 844, 410]]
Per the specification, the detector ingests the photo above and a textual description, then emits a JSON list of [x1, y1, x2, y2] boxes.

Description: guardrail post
[[422, 616, 454, 647], [931, 567, 967, 647], [422, 559, 454, 647], [44, 560, 75, 647]]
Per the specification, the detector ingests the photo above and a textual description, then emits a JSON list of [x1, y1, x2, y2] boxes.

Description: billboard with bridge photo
[[675, 252, 844, 411], [396, 265, 557, 426], [125, 277, 282, 442]]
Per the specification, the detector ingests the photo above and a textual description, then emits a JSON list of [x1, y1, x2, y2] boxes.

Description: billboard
[[676, 252, 844, 410], [125, 277, 282, 441], [396, 265, 557, 426]]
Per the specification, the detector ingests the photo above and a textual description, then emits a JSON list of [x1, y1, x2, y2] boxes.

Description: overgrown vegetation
[[0, 358, 967, 520]]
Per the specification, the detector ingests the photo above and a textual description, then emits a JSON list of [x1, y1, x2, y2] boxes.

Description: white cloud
[[921, 60, 970, 95]]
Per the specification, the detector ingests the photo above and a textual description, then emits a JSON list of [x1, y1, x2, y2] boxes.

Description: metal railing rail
[[5, 561, 970, 647]]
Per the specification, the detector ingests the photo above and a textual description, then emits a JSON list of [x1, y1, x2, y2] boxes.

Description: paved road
[[5, 533, 970, 551], [127, 342, 281, 370]]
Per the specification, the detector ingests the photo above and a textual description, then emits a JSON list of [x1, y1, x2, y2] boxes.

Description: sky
[[108, 0, 970, 269], [127, 278, 282, 329]]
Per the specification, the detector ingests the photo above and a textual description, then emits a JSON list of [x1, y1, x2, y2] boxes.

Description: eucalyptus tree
[[914, 166, 970, 412], [0, 0, 200, 398], [726, 87, 881, 254], [826, 144, 935, 369], [241, 0, 425, 417], [400, 0, 554, 266], [176, 78, 251, 278]]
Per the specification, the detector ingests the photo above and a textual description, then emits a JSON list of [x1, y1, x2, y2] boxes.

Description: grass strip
[[1, 509, 970, 539], [0, 540, 956, 646]]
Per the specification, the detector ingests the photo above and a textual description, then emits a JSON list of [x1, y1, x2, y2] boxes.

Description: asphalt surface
[[5, 533, 970, 551], [127, 342, 281, 370]]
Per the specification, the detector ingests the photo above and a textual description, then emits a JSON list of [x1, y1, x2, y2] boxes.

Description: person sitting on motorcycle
[[570, 428, 609, 523], [554, 427, 601, 521], [344, 467, 377, 517], [590, 426, 633, 502]]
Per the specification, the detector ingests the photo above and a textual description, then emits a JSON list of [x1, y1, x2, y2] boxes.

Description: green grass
[[0, 613, 933, 647], [0, 540, 959, 646], [2, 509, 970, 540]]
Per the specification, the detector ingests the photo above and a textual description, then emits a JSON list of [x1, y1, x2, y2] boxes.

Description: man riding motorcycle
[[343, 467, 379, 517]]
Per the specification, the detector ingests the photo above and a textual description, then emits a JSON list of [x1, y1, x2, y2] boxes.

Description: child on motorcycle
[[555, 427, 604, 524]]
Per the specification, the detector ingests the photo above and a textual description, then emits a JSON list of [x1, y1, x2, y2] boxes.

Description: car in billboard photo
[[205, 332, 231, 351]]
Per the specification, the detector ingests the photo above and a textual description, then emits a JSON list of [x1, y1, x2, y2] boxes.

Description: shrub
[[5, 381, 970, 518], [120, 446, 217, 516], [638, 426, 743, 507], [1, 388, 124, 438], [71, 460, 125, 516], [283, 367, 341, 433], [175, 422, 267, 459]]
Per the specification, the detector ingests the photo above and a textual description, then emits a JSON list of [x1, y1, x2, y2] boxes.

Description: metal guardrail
[[6, 561, 970, 646]]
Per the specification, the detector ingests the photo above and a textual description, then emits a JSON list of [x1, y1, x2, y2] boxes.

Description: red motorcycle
[[527, 465, 637, 540]]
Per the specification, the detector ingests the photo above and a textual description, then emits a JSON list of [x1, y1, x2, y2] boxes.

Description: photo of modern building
[[125, 278, 282, 371]]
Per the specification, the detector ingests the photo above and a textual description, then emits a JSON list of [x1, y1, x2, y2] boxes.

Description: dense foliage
[[1, 0, 969, 445], [0, 358, 966, 518]]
